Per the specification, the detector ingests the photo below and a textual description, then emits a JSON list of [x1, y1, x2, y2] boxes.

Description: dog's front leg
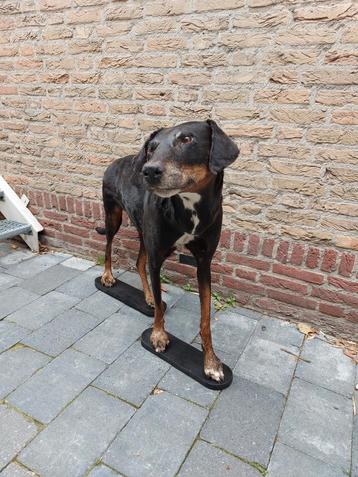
[[149, 260, 169, 353], [197, 256, 224, 382]]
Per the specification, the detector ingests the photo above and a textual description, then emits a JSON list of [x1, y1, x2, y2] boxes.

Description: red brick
[[165, 260, 197, 278], [272, 263, 324, 284], [58, 233, 83, 246], [122, 239, 140, 251], [306, 247, 320, 269], [212, 262, 234, 274], [35, 192, 44, 208], [290, 243, 305, 266], [223, 276, 265, 296], [268, 289, 317, 310], [75, 199, 83, 216], [319, 302, 345, 318], [66, 196, 75, 214], [338, 252, 355, 277], [44, 192, 51, 209], [43, 210, 68, 222], [84, 200, 92, 218], [328, 276, 358, 294], [63, 224, 90, 238], [70, 217, 95, 229], [311, 286, 358, 307], [320, 248, 337, 272], [50, 193, 58, 210], [255, 297, 298, 318], [235, 268, 257, 281], [262, 238, 275, 258], [220, 230, 232, 248], [92, 202, 101, 220], [260, 273, 308, 294], [59, 195, 66, 211], [233, 232, 246, 252], [276, 241, 289, 263], [346, 309, 358, 323], [227, 253, 270, 271], [248, 234, 260, 256]]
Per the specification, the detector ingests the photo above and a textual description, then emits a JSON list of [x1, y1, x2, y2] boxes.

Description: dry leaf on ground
[[297, 322, 317, 338]]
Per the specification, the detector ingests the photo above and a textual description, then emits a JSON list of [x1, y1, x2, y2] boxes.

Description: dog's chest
[[175, 193, 201, 246]]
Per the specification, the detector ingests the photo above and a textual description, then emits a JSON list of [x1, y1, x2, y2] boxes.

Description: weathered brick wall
[[0, 0, 357, 339]]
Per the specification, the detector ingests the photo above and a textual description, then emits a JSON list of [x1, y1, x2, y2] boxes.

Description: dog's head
[[139, 120, 239, 197]]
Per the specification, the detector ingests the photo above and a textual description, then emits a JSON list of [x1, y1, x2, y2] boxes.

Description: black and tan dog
[[97, 120, 239, 381]]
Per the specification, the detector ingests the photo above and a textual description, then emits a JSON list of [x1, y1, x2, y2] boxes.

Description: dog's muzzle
[[142, 164, 163, 186]]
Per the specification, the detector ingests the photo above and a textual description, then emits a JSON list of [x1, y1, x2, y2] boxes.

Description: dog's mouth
[[150, 187, 182, 198]]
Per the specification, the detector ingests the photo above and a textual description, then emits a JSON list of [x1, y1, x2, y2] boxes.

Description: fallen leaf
[[153, 388, 164, 395], [297, 322, 317, 338], [344, 350, 358, 364], [11, 244, 18, 249]]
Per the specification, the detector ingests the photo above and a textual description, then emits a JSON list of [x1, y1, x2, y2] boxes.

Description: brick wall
[[0, 0, 357, 339]]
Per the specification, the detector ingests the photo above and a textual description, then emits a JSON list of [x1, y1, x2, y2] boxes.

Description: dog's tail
[[95, 226, 106, 235]]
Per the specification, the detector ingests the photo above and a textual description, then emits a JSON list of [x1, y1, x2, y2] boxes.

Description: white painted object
[[0, 175, 43, 252], [175, 192, 201, 246]]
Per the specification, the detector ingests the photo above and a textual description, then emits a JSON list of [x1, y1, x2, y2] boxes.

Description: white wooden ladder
[[0, 176, 43, 252]]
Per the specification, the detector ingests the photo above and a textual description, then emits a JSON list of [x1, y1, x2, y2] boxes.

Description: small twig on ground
[[280, 348, 311, 363]]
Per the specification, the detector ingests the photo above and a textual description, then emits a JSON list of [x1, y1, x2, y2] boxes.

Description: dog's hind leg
[[101, 202, 122, 287], [136, 238, 154, 306]]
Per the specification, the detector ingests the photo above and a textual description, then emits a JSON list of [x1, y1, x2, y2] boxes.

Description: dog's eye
[[181, 136, 192, 144], [147, 142, 158, 154]]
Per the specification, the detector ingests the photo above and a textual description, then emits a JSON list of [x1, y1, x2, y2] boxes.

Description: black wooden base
[[141, 327, 233, 390]]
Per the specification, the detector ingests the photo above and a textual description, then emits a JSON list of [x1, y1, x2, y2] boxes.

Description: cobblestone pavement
[[0, 241, 356, 477]]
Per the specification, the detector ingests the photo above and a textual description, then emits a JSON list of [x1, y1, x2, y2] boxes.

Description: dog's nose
[[142, 164, 163, 184]]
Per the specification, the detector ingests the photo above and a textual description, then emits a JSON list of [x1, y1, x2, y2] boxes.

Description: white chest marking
[[175, 192, 201, 246]]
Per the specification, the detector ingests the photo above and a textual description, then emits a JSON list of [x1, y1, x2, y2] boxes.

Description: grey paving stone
[[6, 291, 80, 330], [8, 348, 106, 424], [0, 249, 34, 267], [164, 305, 201, 343], [179, 440, 261, 477], [0, 404, 38, 470], [202, 311, 257, 358], [75, 290, 122, 319], [19, 387, 135, 477], [229, 306, 263, 321], [56, 266, 101, 299], [201, 376, 285, 466], [254, 316, 303, 348], [0, 287, 39, 319], [0, 462, 37, 477], [235, 337, 297, 395], [267, 442, 347, 477], [295, 337, 355, 397], [104, 392, 208, 477], [0, 347, 50, 399], [20, 264, 80, 295], [22, 308, 105, 356], [0, 322, 30, 353], [94, 341, 169, 406], [174, 291, 201, 311], [74, 307, 150, 364], [61, 256, 95, 271], [87, 465, 120, 477], [159, 366, 218, 408], [4, 253, 66, 279], [0, 272, 22, 291], [278, 378, 352, 472]]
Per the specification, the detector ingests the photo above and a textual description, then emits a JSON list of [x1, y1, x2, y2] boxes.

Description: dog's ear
[[136, 128, 163, 164], [207, 119, 239, 175]]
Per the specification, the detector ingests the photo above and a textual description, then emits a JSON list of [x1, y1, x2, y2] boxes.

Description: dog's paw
[[145, 291, 155, 308], [204, 355, 224, 382], [101, 272, 116, 287], [150, 329, 170, 353]]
